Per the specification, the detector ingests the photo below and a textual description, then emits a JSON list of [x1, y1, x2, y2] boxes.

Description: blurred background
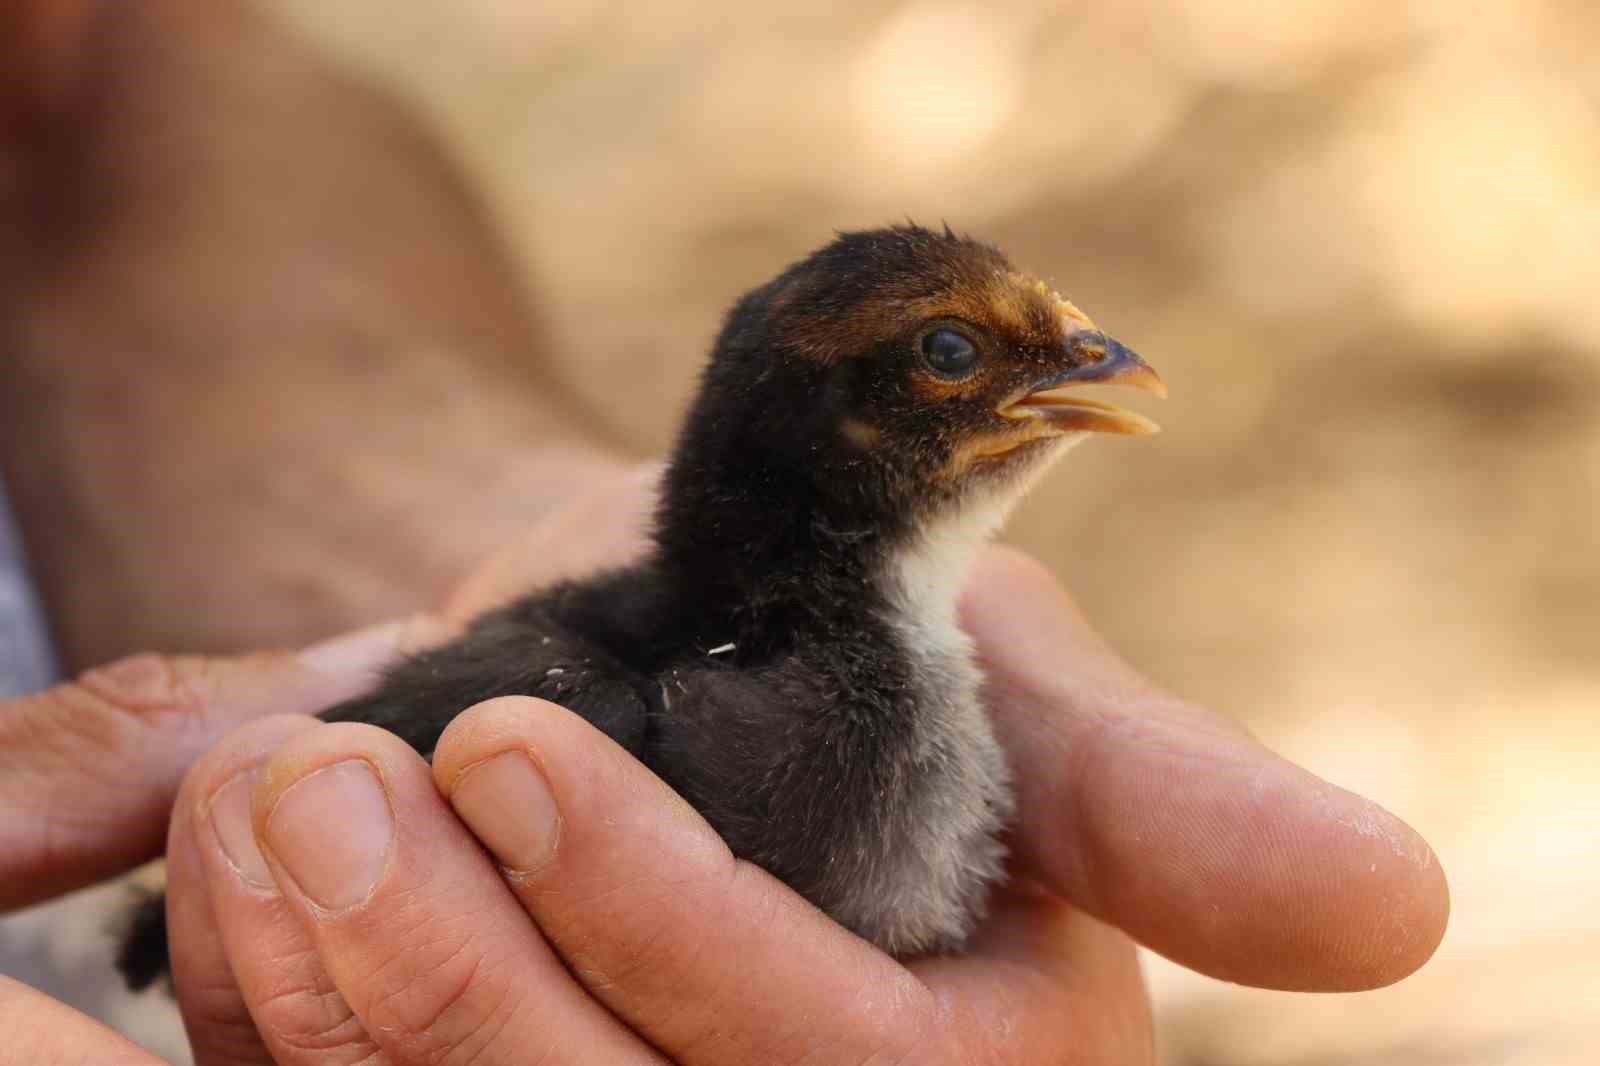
[[267, 3, 1600, 1059], [5, 0, 1599, 1062]]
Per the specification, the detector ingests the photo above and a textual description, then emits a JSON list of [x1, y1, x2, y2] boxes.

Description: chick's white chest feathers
[[885, 500, 1000, 719], [842, 441, 1084, 953], [842, 493, 1022, 953], [884, 438, 1080, 730]]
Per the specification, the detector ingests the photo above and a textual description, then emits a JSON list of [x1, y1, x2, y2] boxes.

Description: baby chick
[[120, 224, 1162, 989]]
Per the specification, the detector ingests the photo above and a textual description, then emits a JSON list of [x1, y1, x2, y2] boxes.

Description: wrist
[[1, 346, 631, 667]]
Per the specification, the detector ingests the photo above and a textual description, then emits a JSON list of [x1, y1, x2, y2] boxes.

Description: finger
[[433, 697, 936, 1066], [913, 881, 1154, 1066], [441, 461, 660, 624], [166, 779, 269, 1066], [166, 714, 369, 1066], [0, 975, 167, 1066], [963, 546, 1450, 991], [249, 721, 664, 1066], [0, 619, 422, 911]]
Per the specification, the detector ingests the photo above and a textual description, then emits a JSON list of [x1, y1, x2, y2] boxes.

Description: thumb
[[0, 618, 423, 912], [964, 546, 1449, 991]]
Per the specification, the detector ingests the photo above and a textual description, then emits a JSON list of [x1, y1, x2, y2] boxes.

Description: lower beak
[[1001, 332, 1165, 436]]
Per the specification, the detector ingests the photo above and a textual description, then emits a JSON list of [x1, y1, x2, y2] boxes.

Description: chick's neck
[[651, 429, 919, 638]]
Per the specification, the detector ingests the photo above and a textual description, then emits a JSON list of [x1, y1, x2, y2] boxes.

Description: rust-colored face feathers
[[760, 229, 1095, 369], [694, 225, 1163, 515]]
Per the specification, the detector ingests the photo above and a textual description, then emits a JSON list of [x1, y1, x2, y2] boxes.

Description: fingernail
[[264, 760, 393, 910], [298, 619, 407, 677], [450, 751, 560, 873], [208, 769, 273, 888]]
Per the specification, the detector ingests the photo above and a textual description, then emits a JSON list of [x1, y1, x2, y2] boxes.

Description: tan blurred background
[[5, 1, 1594, 1062], [260, 1, 1600, 1062]]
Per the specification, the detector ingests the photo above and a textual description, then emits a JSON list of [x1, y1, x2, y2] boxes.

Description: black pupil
[[922, 329, 978, 375]]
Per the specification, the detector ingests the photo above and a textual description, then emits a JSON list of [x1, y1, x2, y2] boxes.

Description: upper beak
[[1002, 331, 1166, 435]]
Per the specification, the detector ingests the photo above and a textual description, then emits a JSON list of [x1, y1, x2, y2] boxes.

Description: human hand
[[0, 465, 656, 917], [151, 485, 1444, 1064], [0, 464, 1445, 1062], [0, 599, 424, 1065], [0, 466, 656, 1063]]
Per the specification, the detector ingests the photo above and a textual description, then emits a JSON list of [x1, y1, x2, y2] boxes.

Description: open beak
[[1001, 331, 1165, 436]]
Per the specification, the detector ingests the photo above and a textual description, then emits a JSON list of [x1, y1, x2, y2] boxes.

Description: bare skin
[[0, 469, 1447, 1065], [0, 0, 630, 669]]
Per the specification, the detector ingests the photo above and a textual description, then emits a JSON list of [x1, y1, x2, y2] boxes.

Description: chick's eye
[[920, 328, 979, 377]]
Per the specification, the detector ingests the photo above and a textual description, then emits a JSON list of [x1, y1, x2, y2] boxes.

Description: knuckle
[[561, 860, 733, 994], [758, 968, 935, 1066], [360, 922, 521, 1066], [74, 649, 298, 727], [75, 653, 206, 719], [176, 978, 270, 1061], [0, 663, 199, 853], [188, 1020, 270, 1065], [847, 974, 940, 1066], [270, 1009, 371, 1059], [253, 977, 369, 1057]]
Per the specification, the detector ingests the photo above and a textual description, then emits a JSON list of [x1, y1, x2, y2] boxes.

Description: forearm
[[0, 0, 630, 668], [0, 338, 626, 668]]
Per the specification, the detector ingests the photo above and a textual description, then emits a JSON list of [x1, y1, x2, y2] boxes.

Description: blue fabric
[[0, 479, 58, 696]]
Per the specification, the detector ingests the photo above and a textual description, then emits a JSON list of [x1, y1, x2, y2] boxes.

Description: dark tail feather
[[116, 891, 170, 992]]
